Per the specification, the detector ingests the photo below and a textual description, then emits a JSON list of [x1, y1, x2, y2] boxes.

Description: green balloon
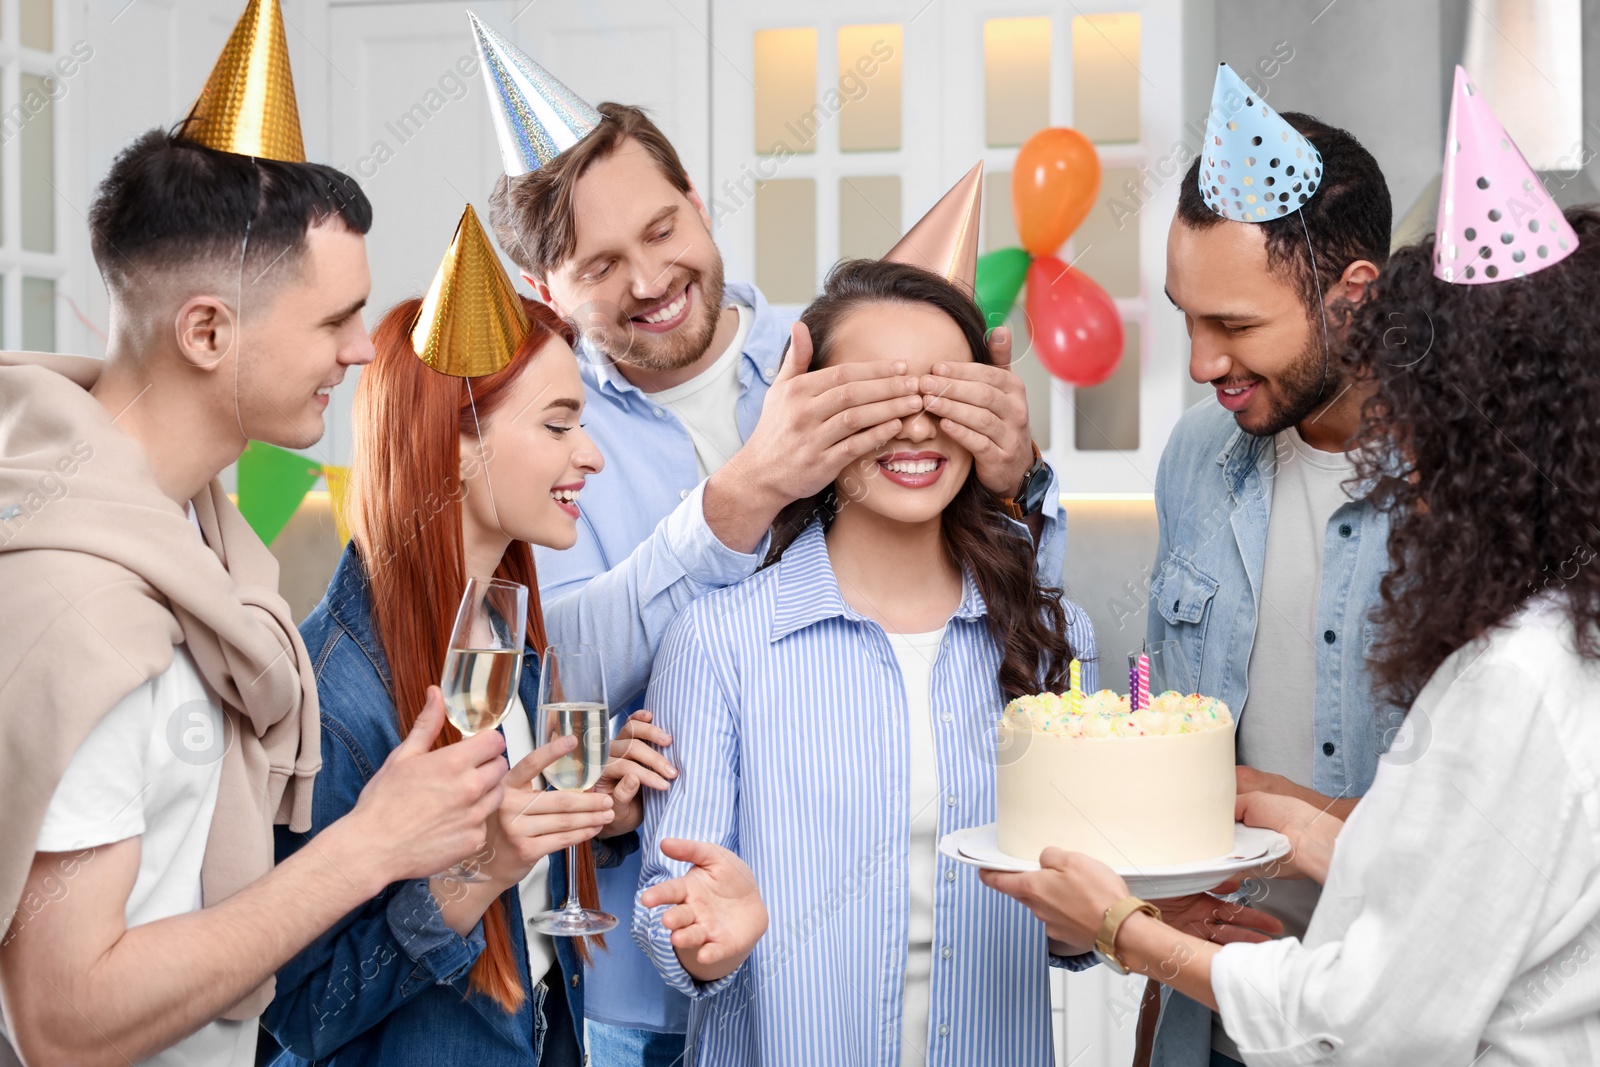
[[976, 247, 1031, 329], [238, 441, 323, 546]]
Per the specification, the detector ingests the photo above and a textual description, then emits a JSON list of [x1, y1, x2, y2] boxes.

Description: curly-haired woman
[[985, 202, 1600, 1066]]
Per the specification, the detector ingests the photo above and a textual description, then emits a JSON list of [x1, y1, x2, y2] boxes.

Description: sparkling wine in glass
[[438, 577, 527, 883], [527, 643, 618, 936]]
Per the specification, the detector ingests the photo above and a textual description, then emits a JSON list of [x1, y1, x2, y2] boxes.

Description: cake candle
[[1128, 662, 1140, 711], [1137, 652, 1150, 710], [1068, 658, 1082, 715]]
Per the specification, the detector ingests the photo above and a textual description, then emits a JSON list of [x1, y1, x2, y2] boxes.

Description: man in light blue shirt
[[1146, 103, 1398, 1066], [488, 103, 1069, 1060]]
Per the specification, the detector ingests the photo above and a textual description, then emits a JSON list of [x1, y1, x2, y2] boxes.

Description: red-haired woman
[[262, 297, 763, 1065]]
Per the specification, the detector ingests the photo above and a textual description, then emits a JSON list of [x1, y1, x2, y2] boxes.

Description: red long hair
[[348, 295, 601, 1013]]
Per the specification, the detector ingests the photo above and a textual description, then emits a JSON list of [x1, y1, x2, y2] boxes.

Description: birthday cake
[[996, 689, 1236, 867]]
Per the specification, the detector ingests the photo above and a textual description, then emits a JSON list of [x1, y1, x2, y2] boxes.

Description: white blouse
[[1213, 595, 1600, 1065]]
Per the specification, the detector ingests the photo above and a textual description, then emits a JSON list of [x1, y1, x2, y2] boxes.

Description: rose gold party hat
[[884, 162, 983, 293], [411, 205, 530, 378], [1434, 65, 1579, 284], [176, 0, 306, 162]]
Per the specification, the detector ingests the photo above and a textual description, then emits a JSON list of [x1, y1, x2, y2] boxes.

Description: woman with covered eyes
[[632, 257, 1100, 1064], [261, 280, 765, 1065]]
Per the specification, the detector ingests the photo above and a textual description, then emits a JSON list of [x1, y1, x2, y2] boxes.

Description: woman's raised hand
[[592, 709, 677, 838], [639, 839, 767, 983]]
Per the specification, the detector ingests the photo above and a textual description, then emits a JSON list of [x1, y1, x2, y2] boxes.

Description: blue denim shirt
[[1145, 399, 1396, 1067], [536, 280, 1075, 1033], [264, 545, 612, 1065]]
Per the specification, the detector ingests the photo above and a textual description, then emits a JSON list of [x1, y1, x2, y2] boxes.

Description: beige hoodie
[[0, 357, 320, 1019]]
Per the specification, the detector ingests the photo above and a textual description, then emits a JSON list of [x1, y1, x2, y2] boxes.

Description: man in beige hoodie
[[0, 94, 512, 1067]]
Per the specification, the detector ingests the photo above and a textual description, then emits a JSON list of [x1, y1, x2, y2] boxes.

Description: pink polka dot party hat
[[1434, 65, 1579, 284]]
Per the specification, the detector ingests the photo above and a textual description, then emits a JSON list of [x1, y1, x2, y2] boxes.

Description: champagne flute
[[526, 643, 617, 936], [1128, 639, 1196, 704], [438, 576, 527, 882]]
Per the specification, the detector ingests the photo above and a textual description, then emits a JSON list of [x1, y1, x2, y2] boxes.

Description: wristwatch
[[1094, 896, 1161, 975], [1000, 443, 1050, 521]]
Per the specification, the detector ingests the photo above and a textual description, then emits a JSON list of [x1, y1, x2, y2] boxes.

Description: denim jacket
[[264, 545, 638, 1066], [1146, 399, 1397, 1067]]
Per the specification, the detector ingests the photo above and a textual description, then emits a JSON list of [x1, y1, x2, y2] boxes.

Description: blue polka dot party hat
[[1198, 63, 1322, 223]]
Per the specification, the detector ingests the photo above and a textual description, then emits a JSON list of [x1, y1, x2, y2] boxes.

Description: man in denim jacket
[[1146, 111, 1398, 1067]]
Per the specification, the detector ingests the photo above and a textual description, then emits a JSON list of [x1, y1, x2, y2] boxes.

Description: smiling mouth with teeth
[[551, 488, 582, 504], [634, 285, 690, 325], [881, 458, 942, 475]]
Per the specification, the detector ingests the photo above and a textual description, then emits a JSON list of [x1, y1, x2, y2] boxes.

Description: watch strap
[[1095, 896, 1161, 975], [1000, 442, 1045, 520]]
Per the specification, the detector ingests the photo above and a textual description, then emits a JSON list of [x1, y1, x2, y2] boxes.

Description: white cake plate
[[939, 823, 1292, 898]]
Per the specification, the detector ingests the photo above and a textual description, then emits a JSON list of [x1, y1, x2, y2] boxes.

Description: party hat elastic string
[[1297, 209, 1333, 408], [462, 378, 506, 538], [230, 215, 254, 443]]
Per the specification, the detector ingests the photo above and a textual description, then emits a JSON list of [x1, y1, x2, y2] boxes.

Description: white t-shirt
[[886, 626, 946, 1067], [32, 521, 255, 1067], [643, 303, 751, 479], [500, 695, 558, 985], [1218, 426, 1354, 1058]]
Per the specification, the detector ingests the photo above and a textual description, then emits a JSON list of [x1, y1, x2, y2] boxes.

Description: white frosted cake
[[996, 690, 1236, 867]]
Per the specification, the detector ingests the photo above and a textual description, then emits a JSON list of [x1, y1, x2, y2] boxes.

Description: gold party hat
[[177, 0, 306, 162], [411, 205, 530, 378], [883, 162, 983, 293]]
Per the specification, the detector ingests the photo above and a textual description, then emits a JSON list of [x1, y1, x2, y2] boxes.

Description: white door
[[708, 1, 1186, 1063]]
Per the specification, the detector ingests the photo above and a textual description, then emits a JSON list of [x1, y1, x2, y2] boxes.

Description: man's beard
[[1234, 322, 1332, 438], [595, 252, 727, 374]]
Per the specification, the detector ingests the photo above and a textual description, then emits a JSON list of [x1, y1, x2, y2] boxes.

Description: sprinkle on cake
[[1003, 689, 1233, 739]]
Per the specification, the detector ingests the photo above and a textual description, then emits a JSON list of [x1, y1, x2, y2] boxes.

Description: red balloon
[[1024, 255, 1124, 386]]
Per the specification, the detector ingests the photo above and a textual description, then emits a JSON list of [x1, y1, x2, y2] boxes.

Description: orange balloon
[[1011, 128, 1101, 256]]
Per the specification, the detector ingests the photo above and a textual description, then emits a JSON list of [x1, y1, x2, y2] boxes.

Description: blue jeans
[[587, 1023, 685, 1067]]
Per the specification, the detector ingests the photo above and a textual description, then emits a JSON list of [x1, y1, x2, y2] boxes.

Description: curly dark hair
[[762, 259, 1080, 699], [1177, 111, 1392, 313], [1343, 206, 1600, 710]]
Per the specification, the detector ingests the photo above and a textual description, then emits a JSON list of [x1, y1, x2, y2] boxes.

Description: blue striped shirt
[[633, 521, 1099, 1065]]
